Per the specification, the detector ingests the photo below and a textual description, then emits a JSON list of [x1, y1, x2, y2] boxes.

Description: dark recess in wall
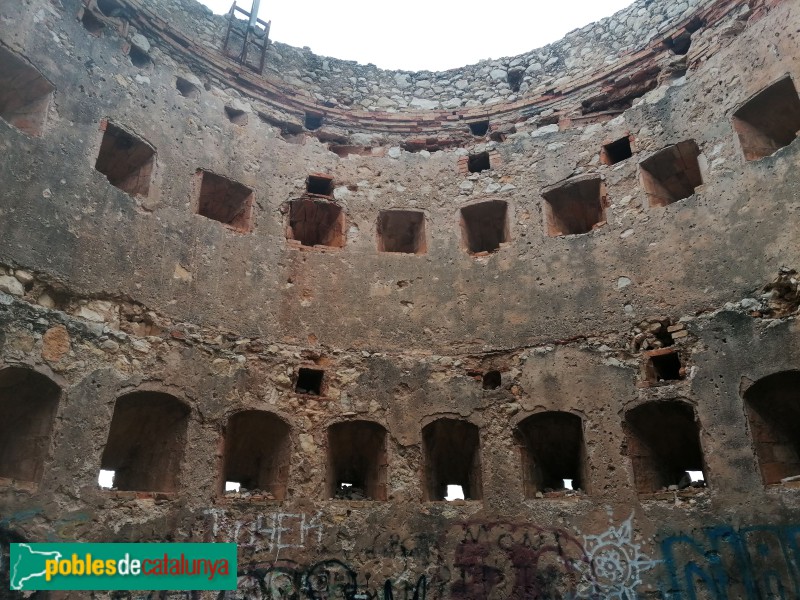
[[195, 170, 254, 232], [0, 47, 55, 137], [542, 176, 606, 236], [377, 210, 427, 254], [732, 76, 800, 161], [460, 200, 508, 254], [100, 392, 189, 493], [224, 410, 291, 499], [95, 122, 156, 197], [423, 419, 482, 501], [625, 400, 705, 494]]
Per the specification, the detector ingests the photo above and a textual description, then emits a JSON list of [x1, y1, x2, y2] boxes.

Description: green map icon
[[10, 543, 63, 590]]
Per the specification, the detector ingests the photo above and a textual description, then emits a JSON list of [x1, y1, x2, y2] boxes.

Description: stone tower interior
[[1, 0, 800, 597]]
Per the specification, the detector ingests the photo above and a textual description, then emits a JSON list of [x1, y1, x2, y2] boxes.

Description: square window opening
[[645, 350, 683, 384], [195, 170, 254, 232], [0, 47, 55, 136], [305, 112, 323, 130], [732, 76, 800, 161], [468, 151, 491, 173], [377, 210, 427, 254], [224, 481, 241, 493], [296, 368, 324, 395], [639, 140, 703, 207], [287, 198, 345, 248], [460, 200, 508, 255], [445, 484, 465, 501], [95, 122, 155, 197], [306, 174, 334, 197], [601, 137, 633, 165], [687, 471, 704, 483], [98, 469, 115, 488], [468, 120, 489, 136], [482, 370, 501, 390], [542, 176, 606, 237]]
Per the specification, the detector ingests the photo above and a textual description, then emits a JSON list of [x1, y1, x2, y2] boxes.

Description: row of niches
[[89, 122, 700, 253], [91, 72, 800, 248], [90, 118, 706, 251], [3, 366, 799, 501], [81, 126, 794, 256], [3, 48, 800, 247]]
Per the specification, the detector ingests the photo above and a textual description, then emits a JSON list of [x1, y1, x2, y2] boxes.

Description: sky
[[197, 0, 636, 72]]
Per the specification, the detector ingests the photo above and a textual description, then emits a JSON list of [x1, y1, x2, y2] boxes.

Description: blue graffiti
[[660, 524, 800, 599]]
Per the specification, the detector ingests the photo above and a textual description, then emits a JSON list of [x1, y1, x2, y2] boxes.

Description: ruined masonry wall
[[146, 0, 714, 112]]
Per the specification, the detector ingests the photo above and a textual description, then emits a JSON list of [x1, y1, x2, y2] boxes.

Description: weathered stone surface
[[0, 275, 23, 296], [41, 325, 70, 362], [13, 269, 34, 285], [409, 97, 439, 109], [130, 32, 151, 53]]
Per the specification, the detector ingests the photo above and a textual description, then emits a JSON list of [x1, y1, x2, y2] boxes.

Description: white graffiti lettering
[[204, 509, 324, 551]]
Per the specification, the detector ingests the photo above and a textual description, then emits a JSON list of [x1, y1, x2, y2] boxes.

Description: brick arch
[[326, 419, 388, 501], [515, 410, 587, 497], [624, 399, 705, 494], [223, 409, 292, 499], [100, 390, 190, 493], [0, 366, 61, 485], [743, 369, 800, 485], [422, 418, 482, 501]]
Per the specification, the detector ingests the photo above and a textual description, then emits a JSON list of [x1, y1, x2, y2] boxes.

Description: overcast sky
[[197, 0, 636, 71]]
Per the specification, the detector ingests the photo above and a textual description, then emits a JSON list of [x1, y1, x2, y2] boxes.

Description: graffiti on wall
[[447, 520, 589, 599], [446, 513, 657, 599], [5, 505, 800, 599], [660, 523, 800, 599], [216, 515, 659, 599], [581, 515, 660, 599], [207, 511, 800, 600], [218, 558, 427, 600], [358, 531, 436, 563], [204, 509, 324, 552]]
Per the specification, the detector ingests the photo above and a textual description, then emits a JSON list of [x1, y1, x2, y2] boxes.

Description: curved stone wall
[[119, 0, 718, 114], [1, 0, 800, 597], [64, 0, 752, 137]]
